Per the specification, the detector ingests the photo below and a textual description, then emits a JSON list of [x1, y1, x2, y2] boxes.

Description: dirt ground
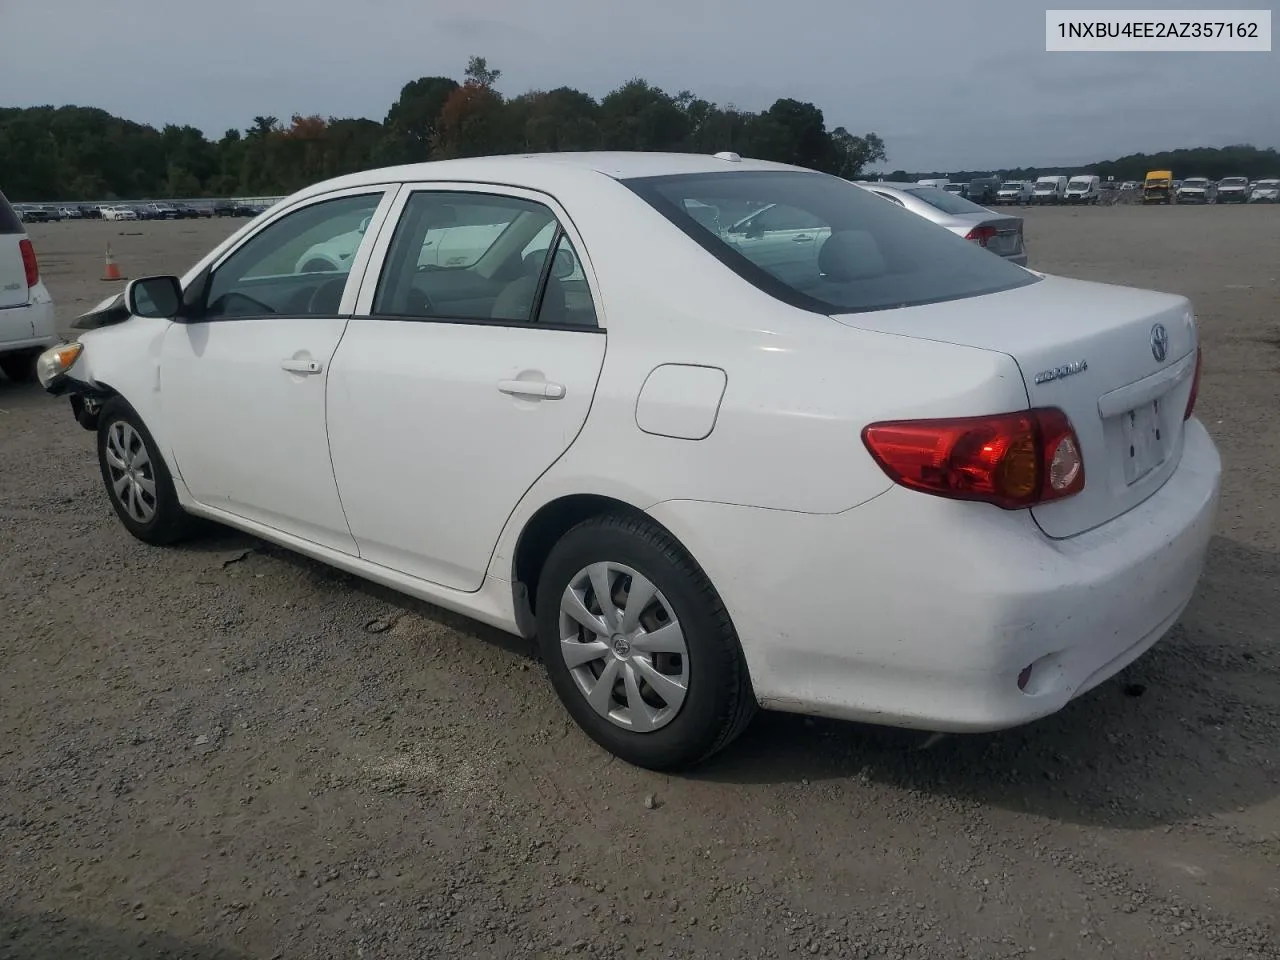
[[2, 206, 1278, 960]]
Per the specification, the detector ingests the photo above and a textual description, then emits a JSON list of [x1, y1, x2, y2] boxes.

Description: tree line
[[0, 56, 886, 202], [894, 144, 1279, 186]]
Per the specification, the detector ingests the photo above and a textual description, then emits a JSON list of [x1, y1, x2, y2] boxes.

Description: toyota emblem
[[1150, 323, 1169, 362]]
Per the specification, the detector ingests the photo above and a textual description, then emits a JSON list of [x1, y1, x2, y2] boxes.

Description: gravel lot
[[2, 207, 1278, 960]]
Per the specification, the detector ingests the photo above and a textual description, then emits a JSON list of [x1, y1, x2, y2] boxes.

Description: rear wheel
[[536, 514, 756, 770], [97, 398, 197, 545], [0, 350, 38, 383]]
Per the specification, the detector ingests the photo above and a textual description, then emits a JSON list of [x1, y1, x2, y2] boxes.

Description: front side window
[[372, 191, 599, 328], [203, 192, 382, 320], [626, 170, 1037, 315]]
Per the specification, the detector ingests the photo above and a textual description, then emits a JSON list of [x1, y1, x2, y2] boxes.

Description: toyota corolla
[[36, 152, 1219, 770]]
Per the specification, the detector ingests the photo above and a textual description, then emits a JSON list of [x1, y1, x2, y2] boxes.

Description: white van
[[1031, 175, 1068, 205], [1065, 175, 1101, 204], [916, 178, 950, 190]]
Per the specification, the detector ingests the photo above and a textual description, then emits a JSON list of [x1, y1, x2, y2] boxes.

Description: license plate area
[[1121, 399, 1168, 485]]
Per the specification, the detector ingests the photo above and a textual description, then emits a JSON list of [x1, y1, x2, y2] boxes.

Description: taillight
[[861, 408, 1085, 510], [1184, 347, 1202, 421], [964, 225, 998, 247], [19, 238, 39, 287]]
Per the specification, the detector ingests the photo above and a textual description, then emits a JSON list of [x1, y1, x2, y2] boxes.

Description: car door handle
[[792, 234, 813, 242], [497, 379, 566, 400], [281, 359, 323, 375]]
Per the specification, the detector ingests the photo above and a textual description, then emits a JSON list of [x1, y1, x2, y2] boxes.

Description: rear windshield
[[624, 170, 1037, 315], [0, 191, 23, 234], [901, 187, 991, 215]]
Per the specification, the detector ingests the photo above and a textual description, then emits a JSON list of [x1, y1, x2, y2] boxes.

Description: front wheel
[[97, 398, 197, 545], [536, 514, 756, 770]]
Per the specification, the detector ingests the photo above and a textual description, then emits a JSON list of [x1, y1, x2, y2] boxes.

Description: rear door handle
[[498, 379, 566, 400], [281, 359, 323, 375]]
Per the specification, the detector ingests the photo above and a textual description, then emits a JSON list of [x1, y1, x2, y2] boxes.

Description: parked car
[[1176, 178, 1216, 204], [1248, 179, 1279, 203], [1031, 176, 1068, 205], [100, 205, 139, 221], [173, 203, 208, 219], [79, 204, 103, 219], [995, 181, 1032, 205], [1143, 170, 1175, 204], [942, 182, 969, 198], [57, 206, 84, 220], [0, 189, 57, 382], [18, 205, 53, 224], [857, 182, 1028, 266], [1216, 176, 1250, 203], [967, 176, 1001, 205], [1064, 175, 1102, 204], [34, 152, 1217, 770]]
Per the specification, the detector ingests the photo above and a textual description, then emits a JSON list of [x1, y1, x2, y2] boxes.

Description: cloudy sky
[[3, 0, 1274, 170]]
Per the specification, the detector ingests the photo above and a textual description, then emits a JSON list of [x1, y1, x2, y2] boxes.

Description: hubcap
[[558, 561, 689, 733], [104, 421, 157, 524]]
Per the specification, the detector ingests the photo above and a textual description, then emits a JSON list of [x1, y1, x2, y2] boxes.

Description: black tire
[[96, 397, 197, 545], [0, 351, 38, 383], [535, 514, 757, 770]]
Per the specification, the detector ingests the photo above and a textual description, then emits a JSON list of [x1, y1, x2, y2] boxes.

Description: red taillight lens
[[862, 408, 1086, 510], [965, 225, 998, 247], [19, 238, 39, 287], [1184, 347, 1201, 421]]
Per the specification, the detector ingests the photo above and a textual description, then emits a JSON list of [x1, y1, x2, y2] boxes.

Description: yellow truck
[[1143, 170, 1175, 204]]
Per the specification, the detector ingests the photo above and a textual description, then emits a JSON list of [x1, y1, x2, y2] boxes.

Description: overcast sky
[[3, 0, 1274, 171]]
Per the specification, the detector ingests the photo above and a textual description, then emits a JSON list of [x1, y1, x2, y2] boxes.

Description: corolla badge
[[1150, 322, 1169, 362], [1033, 359, 1088, 384]]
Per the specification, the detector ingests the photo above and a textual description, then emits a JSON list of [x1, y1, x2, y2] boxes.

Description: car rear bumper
[[648, 418, 1220, 732], [0, 292, 56, 351]]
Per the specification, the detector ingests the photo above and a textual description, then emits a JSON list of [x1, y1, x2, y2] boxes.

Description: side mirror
[[125, 276, 183, 319]]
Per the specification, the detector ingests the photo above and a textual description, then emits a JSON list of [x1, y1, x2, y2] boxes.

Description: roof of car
[[293, 152, 807, 201]]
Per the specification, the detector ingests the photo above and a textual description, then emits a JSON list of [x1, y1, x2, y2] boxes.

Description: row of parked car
[[1133, 173, 1279, 204], [918, 174, 1279, 206], [12, 200, 272, 223]]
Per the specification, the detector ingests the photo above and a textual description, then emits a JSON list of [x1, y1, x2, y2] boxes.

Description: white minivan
[[1031, 176, 1068, 205], [1065, 175, 1102, 204], [0, 189, 57, 382]]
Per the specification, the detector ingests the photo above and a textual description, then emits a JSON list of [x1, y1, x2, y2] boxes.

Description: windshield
[[1000, 182, 1022, 190], [1034, 181, 1056, 190], [1183, 179, 1208, 187], [624, 171, 1037, 315], [1220, 177, 1248, 186], [1068, 179, 1091, 189], [1258, 180, 1279, 187], [943, 184, 962, 192]]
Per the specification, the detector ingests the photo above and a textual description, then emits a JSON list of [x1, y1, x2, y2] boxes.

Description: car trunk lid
[[831, 274, 1199, 538]]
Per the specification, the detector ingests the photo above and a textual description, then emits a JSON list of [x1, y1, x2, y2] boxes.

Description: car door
[[160, 187, 395, 552], [326, 184, 607, 591]]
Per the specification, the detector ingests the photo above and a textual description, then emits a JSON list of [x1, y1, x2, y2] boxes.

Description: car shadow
[[0, 907, 253, 960], [694, 534, 1280, 830], [175, 525, 1277, 831], [181, 527, 540, 665]]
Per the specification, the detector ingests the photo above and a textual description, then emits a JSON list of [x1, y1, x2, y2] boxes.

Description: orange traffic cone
[[101, 244, 125, 282]]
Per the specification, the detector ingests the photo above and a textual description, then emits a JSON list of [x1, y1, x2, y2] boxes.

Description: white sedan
[[37, 152, 1220, 770]]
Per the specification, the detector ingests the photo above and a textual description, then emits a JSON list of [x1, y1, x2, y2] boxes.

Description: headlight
[[36, 342, 84, 388]]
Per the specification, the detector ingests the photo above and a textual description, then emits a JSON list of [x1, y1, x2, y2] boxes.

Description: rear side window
[[0, 191, 24, 234], [625, 170, 1037, 315]]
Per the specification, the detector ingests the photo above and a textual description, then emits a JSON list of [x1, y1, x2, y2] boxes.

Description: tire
[[96, 397, 196, 545], [0, 350, 38, 383], [535, 514, 757, 770]]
